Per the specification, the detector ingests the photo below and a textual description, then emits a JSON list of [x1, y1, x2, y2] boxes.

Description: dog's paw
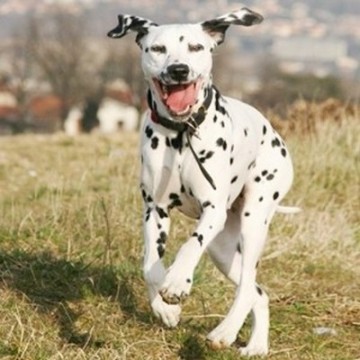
[[151, 293, 181, 327], [206, 320, 238, 350], [159, 269, 192, 305], [239, 343, 268, 357]]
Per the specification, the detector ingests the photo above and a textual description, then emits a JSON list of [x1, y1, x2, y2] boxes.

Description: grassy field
[[0, 111, 359, 359]]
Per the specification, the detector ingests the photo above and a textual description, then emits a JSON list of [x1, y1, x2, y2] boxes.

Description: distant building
[[271, 37, 348, 63]]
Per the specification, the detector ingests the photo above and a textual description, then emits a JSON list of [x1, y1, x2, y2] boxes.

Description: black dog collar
[[148, 87, 213, 132]]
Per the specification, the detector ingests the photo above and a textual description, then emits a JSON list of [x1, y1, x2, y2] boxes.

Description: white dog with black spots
[[108, 8, 299, 356]]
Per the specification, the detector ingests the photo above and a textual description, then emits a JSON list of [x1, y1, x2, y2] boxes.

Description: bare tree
[[7, 25, 37, 130], [100, 38, 145, 109], [27, 12, 97, 129]]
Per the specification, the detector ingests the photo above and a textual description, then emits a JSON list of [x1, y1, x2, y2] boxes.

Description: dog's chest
[[141, 114, 232, 217], [140, 96, 266, 219]]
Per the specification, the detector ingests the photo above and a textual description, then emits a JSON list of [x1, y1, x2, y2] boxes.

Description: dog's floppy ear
[[201, 7, 263, 45], [107, 15, 158, 46]]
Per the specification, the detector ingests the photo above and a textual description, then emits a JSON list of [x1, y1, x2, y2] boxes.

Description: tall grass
[[0, 112, 359, 359]]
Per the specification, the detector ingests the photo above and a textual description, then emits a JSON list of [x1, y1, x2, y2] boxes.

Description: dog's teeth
[[161, 84, 169, 98]]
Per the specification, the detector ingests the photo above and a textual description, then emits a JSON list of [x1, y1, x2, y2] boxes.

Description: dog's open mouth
[[153, 78, 202, 116]]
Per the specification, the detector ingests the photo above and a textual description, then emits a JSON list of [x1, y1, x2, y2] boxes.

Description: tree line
[[2, 10, 352, 133]]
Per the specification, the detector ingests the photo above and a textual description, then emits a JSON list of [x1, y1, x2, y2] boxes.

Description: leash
[[148, 88, 217, 190], [184, 129, 216, 190]]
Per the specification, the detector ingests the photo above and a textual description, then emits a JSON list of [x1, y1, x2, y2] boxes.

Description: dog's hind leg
[[207, 145, 294, 355], [206, 204, 269, 355]]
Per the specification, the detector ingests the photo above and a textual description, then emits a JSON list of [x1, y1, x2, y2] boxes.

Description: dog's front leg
[[143, 203, 181, 327], [160, 205, 227, 304]]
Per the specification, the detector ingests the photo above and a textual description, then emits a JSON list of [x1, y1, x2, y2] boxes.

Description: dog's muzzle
[[152, 64, 202, 117]]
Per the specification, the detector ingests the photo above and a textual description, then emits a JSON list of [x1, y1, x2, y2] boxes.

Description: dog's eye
[[188, 44, 204, 52], [150, 45, 166, 54]]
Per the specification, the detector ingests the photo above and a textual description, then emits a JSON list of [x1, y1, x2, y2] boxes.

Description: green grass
[[0, 115, 359, 359]]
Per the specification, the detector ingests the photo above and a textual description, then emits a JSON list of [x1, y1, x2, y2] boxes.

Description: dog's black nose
[[167, 64, 190, 81]]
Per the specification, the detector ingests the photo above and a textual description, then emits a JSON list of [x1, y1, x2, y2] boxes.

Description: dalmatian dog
[[108, 8, 298, 356]]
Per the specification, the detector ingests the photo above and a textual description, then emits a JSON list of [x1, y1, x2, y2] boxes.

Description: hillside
[[0, 111, 359, 359]]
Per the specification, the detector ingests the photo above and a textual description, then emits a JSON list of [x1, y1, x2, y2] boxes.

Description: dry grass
[[0, 111, 359, 359]]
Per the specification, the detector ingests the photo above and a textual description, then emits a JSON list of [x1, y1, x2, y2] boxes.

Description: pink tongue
[[165, 84, 196, 113]]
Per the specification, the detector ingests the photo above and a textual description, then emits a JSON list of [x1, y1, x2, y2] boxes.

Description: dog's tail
[[276, 205, 301, 214]]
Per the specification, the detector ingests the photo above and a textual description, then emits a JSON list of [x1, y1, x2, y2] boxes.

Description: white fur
[[109, 8, 296, 357]]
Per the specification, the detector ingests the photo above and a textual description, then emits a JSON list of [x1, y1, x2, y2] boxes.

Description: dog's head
[[108, 9, 263, 120]]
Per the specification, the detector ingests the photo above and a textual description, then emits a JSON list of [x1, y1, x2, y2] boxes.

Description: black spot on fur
[[259, 196, 264, 202], [157, 245, 165, 258], [248, 160, 256, 170], [151, 136, 159, 149], [261, 170, 268, 176], [213, 115, 218, 123], [216, 138, 227, 151], [179, 35, 184, 42], [255, 176, 261, 182], [236, 243, 242, 253], [262, 125, 267, 135], [281, 148, 287, 157], [266, 174, 275, 181], [169, 193, 179, 200], [273, 191, 279, 200], [230, 157, 234, 165], [145, 207, 151, 222], [156, 232, 167, 250], [244, 128, 248, 136], [180, 184, 186, 193], [256, 286, 263, 295], [199, 151, 214, 163], [192, 232, 204, 246], [271, 137, 281, 148], [202, 201, 212, 208], [169, 193, 182, 209], [165, 137, 171, 147], [141, 189, 153, 203], [214, 89, 227, 115], [145, 125, 153, 139], [186, 278, 191, 283], [156, 207, 168, 219], [170, 132, 183, 151], [244, 212, 250, 217], [159, 231, 167, 242], [231, 176, 238, 184]]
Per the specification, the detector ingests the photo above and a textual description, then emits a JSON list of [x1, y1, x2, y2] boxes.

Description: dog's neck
[[146, 85, 217, 190], [147, 85, 214, 133]]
